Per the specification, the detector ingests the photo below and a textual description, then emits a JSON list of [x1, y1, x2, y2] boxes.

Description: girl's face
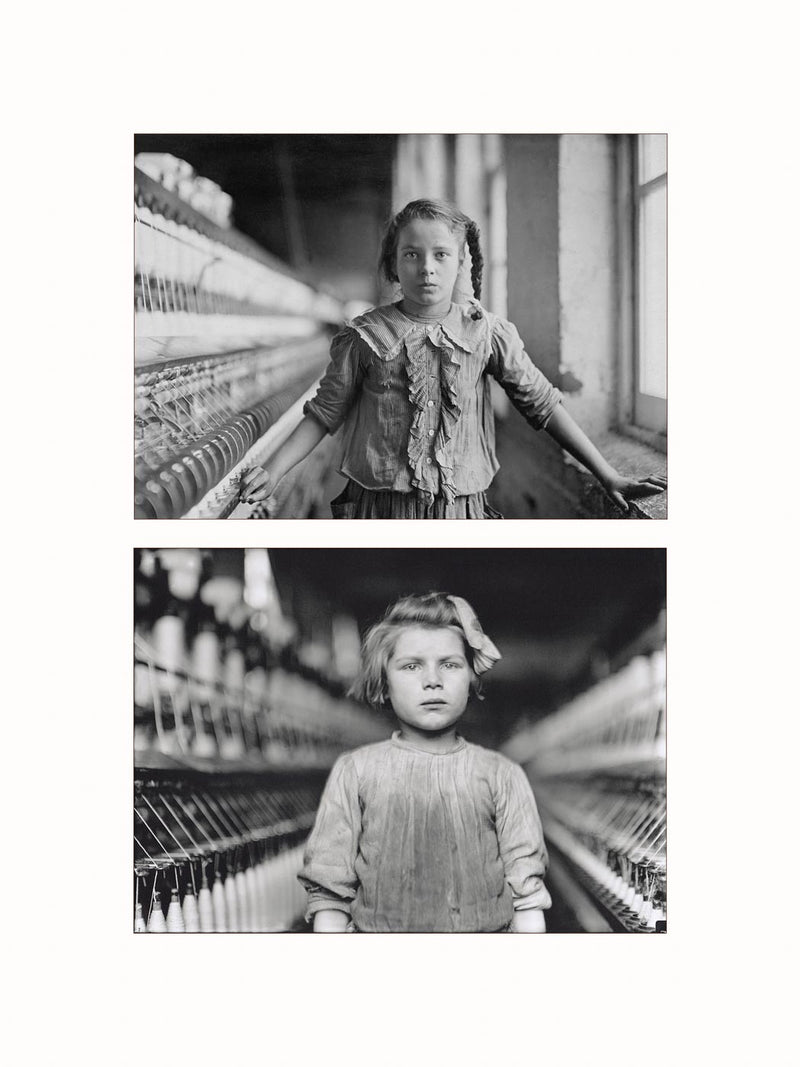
[[395, 218, 463, 317], [386, 626, 472, 735]]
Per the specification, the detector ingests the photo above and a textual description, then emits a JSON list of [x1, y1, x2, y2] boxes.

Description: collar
[[350, 300, 484, 361], [390, 729, 467, 756]]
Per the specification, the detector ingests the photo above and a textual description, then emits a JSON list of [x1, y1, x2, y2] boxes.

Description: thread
[[224, 871, 239, 931], [147, 890, 167, 932], [235, 867, 249, 931], [211, 874, 227, 932], [254, 860, 268, 932], [166, 888, 185, 932], [245, 865, 259, 932], [182, 885, 200, 931], [198, 868, 215, 931]]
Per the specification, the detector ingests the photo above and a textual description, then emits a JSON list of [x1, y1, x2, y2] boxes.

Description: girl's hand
[[510, 909, 547, 933], [239, 467, 274, 504], [312, 909, 350, 932], [602, 472, 666, 513]]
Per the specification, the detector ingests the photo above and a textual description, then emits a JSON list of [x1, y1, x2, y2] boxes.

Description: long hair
[[378, 199, 484, 300], [351, 592, 483, 709]]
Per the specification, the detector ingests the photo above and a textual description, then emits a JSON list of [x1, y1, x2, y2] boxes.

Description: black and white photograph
[[134, 547, 666, 934], [134, 134, 667, 520], [12, 0, 797, 1059]]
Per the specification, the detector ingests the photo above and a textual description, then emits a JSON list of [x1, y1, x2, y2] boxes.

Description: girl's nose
[[423, 669, 443, 688]]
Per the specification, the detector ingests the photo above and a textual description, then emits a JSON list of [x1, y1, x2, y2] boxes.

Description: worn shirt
[[298, 733, 552, 933], [303, 301, 562, 501]]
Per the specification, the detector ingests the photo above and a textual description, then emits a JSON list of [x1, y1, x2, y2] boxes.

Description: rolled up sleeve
[[489, 318, 562, 430], [303, 327, 365, 434], [298, 753, 362, 920], [496, 761, 552, 911]]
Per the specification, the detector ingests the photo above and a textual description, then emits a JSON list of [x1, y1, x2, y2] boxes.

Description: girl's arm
[[488, 319, 665, 512], [298, 753, 362, 931], [240, 326, 365, 504], [495, 761, 552, 931], [544, 405, 666, 512], [239, 415, 327, 503], [312, 909, 350, 932]]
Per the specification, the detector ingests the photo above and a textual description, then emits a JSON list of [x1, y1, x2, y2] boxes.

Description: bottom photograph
[[134, 547, 666, 934]]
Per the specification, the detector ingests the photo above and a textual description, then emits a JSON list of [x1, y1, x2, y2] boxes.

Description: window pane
[[638, 183, 667, 399], [638, 134, 667, 184]]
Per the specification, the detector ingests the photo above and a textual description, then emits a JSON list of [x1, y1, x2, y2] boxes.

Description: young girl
[[298, 593, 551, 933], [241, 198, 665, 518]]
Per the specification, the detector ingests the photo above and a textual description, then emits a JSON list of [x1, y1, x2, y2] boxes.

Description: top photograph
[[134, 134, 666, 520]]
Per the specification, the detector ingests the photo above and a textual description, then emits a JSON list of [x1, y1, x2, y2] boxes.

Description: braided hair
[[379, 199, 483, 301]]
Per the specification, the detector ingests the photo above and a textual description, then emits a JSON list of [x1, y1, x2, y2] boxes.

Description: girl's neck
[[395, 723, 461, 754], [397, 298, 453, 323]]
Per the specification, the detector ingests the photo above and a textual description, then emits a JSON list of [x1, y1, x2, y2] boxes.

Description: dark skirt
[[330, 480, 503, 520]]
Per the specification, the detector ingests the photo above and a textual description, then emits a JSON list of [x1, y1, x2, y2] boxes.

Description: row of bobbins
[[135, 845, 307, 933], [134, 783, 316, 932]]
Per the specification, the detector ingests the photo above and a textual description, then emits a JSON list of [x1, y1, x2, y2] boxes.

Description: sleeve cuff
[[304, 897, 353, 923], [512, 885, 553, 911], [532, 391, 562, 431], [302, 399, 338, 435]]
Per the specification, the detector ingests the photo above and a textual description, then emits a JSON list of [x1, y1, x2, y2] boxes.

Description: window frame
[[616, 134, 668, 449]]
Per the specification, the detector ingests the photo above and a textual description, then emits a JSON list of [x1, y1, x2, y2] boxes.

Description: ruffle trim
[[406, 324, 468, 503]]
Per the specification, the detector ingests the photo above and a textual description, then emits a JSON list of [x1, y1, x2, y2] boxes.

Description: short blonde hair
[[350, 592, 483, 709]]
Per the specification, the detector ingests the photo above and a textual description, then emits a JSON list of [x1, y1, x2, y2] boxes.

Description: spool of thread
[[134, 902, 147, 932], [182, 885, 200, 932], [224, 647, 246, 690], [192, 631, 220, 684], [211, 875, 227, 932], [166, 888, 185, 932], [192, 728, 216, 759], [256, 859, 267, 926], [198, 872, 215, 932], [147, 890, 167, 932], [262, 856, 276, 930], [245, 865, 259, 932], [153, 614, 185, 673], [224, 872, 240, 932], [277, 849, 288, 927], [235, 868, 249, 931]]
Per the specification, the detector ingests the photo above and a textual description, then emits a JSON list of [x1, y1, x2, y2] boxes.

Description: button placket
[[425, 348, 437, 455]]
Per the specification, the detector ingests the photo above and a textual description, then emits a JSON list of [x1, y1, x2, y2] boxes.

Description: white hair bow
[[447, 596, 501, 675]]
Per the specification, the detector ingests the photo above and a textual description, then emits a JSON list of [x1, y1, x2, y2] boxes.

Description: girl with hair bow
[[298, 592, 551, 932]]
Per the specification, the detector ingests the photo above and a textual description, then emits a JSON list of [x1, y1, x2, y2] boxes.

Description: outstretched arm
[[545, 405, 666, 513], [240, 326, 365, 505], [239, 415, 327, 503]]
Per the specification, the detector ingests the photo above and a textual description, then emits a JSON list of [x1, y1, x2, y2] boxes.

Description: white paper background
[[5, 2, 795, 1063]]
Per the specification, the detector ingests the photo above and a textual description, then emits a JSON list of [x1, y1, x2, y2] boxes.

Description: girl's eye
[[442, 662, 461, 670], [401, 663, 420, 671], [435, 252, 449, 258]]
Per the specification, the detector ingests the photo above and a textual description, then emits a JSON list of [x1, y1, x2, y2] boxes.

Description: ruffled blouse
[[298, 734, 552, 933], [303, 301, 562, 500]]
